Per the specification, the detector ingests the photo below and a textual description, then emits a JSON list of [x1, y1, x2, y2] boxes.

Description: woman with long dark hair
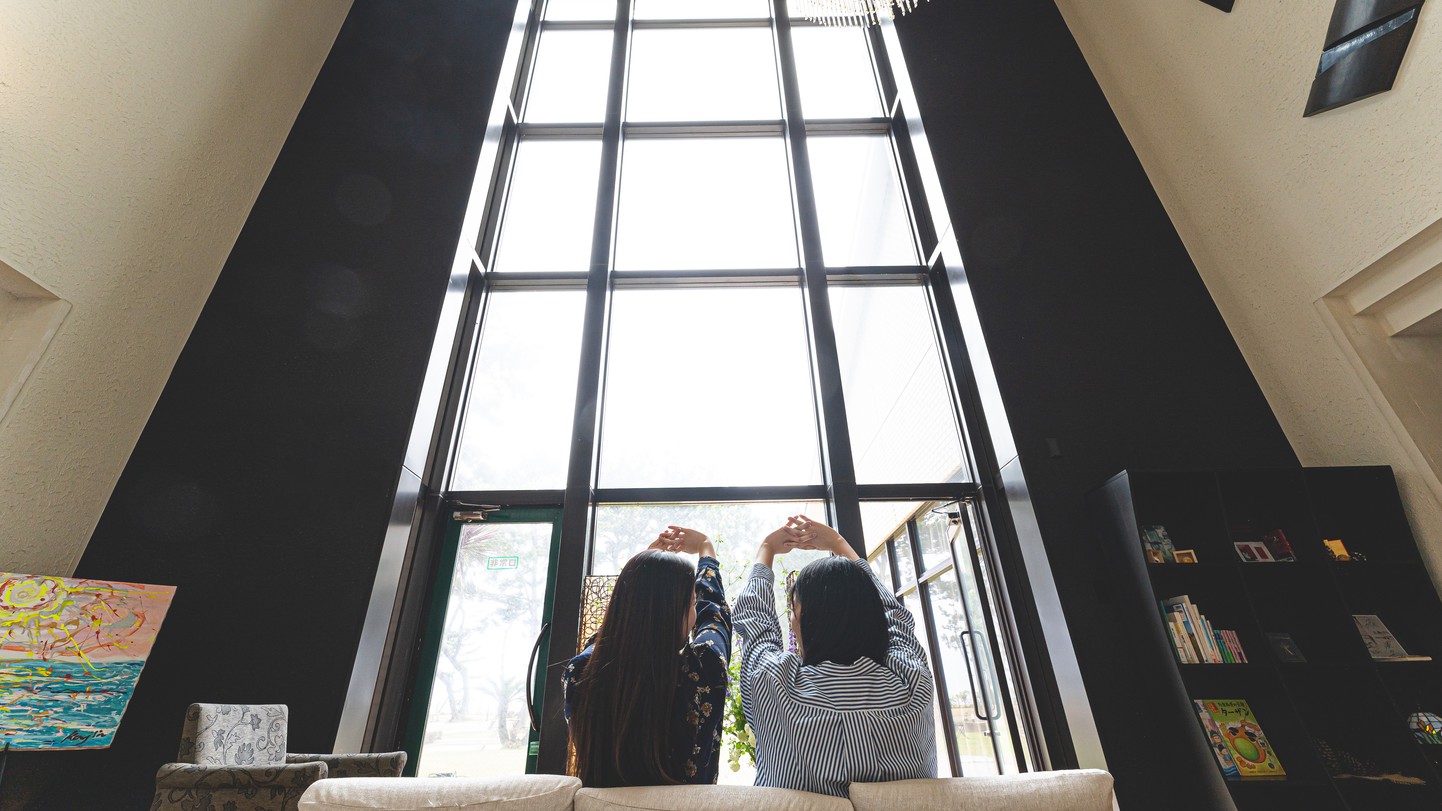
[[563, 526, 731, 787], [735, 515, 936, 797]]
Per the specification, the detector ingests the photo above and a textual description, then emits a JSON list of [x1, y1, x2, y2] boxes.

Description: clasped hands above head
[[643, 515, 855, 566], [649, 525, 712, 555], [763, 514, 843, 555]]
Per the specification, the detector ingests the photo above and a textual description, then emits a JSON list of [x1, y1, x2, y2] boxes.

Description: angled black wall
[[896, 2, 1296, 808], [4, 2, 512, 807]]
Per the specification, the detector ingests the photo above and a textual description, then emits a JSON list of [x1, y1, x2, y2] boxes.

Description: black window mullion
[[538, 0, 633, 776], [772, 0, 864, 551], [593, 484, 829, 503], [428, 264, 489, 491], [473, 120, 521, 270], [907, 519, 962, 777], [883, 536, 902, 593], [875, 26, 1057, 761], [632, 17, 772, 28]]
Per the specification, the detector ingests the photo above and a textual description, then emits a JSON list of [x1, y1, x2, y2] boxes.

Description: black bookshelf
[[1088, 466, 1442, 811]]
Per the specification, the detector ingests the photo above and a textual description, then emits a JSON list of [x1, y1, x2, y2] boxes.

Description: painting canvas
[[0, 573, 175, 749]]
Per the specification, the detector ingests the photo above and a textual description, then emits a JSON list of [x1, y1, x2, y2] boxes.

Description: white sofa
[[298, 771, 1115, 811]]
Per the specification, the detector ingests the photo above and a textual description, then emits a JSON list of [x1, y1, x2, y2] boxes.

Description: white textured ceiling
[[0, 1, 353, 574], [1053, 0, 1442, 572]]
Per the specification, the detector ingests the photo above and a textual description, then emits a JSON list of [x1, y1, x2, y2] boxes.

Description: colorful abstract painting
[[0, 573, 175, 750]]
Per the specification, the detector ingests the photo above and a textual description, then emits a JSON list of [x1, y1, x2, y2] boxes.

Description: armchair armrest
[[286, 751, 408, 778], [151, 761, 326, 811]]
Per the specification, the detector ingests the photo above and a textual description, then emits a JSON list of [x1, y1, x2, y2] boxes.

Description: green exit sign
[[487, 556, 520, 571]]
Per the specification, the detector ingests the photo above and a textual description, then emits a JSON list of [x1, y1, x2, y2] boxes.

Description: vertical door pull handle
[[969, 629, 1001, 721], [959, 631, 988, 722], [526, 622, 551, 732]]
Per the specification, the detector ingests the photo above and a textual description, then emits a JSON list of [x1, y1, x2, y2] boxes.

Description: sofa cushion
[[850, 771, 1113, 811], [576, 785, 851, 811], [298, 775, 581, 811]]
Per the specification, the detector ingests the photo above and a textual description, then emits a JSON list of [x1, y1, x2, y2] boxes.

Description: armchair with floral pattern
[[150, 703, 406, 811]]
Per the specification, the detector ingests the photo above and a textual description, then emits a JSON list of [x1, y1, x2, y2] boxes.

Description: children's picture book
[[1173, 549, 1198, 564], [1265, 632, 1306, 663], [1195, 699, 1286, 780], [1193, 700, 1240, 780], [1140, 525, 1176, 563], [1352, 614, 1432, 661]]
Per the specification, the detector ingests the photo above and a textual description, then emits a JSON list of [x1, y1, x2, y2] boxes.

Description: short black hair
[[791, 556, 888, 667]]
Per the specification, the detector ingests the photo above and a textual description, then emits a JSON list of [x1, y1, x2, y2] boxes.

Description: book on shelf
[[1261, 528, 1296, 561], [1194, 699, 1287, 781], [1140, 525, 1176, 563], [1352, 614, 1433, 662], [1194, 700, 1241, 780], [1160, 595, 1248, 664]]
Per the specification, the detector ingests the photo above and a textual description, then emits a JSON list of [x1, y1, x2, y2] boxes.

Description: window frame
[[372, 0, 1051, 778]]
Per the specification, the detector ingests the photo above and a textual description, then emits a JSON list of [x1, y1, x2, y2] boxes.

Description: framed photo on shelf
[[1265, 632, 1306, 663], [1233, 541, 1275, 563], [1173, 549, 1199, 564]]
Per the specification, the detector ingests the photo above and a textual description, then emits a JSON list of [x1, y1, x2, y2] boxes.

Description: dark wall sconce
[[1305, 0, 1426, 116], [1199, 0, 1236, 11]]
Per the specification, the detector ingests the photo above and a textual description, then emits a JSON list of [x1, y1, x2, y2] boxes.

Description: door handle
[[968, 629, 1002, 721], [526, 621, 550, 732], [958, 630, 988, 722]]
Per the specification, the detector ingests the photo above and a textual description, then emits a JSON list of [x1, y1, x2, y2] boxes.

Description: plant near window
[[720, 555, 799, 772], [722, 652, 757, 772]]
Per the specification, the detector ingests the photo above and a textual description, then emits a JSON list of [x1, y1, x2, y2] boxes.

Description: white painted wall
[[0, 1, 352, 575], [1052, 0, 1442, 578]]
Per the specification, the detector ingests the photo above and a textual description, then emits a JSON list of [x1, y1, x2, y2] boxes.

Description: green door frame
[[401, 504, 565, 776]]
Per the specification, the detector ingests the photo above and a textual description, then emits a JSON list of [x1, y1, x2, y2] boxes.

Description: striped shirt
[[734, 559, 937, 798]]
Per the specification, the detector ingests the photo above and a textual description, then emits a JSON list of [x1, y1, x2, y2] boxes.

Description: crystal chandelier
[[791, 0, 927, 27]]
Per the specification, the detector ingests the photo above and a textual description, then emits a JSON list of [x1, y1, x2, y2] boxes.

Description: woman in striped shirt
[[735, 515, 937, 797], [564, 526, 732, 787]]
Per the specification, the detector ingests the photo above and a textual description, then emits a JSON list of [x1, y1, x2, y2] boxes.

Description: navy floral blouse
[[563, 556, 732, 784]]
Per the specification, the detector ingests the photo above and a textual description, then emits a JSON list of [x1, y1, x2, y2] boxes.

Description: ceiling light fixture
[[792, 0, 927, 27]]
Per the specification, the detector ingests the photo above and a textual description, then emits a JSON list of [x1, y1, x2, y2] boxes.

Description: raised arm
[[734, 525, 809, 683], [857, 558, 929, 667], [789, 514, 929, 669], [692, 555, 731, 664], [657, 526, 732, 665], [734, 562, 785, 677]]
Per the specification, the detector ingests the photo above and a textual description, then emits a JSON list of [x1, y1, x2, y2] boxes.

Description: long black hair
[[791, 556, 888, 667], [568, 550, 695, 787]]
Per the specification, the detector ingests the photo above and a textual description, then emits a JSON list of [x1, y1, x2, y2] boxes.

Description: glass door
[[867, 502, 1028, 776], [404, 506, 562, 777]]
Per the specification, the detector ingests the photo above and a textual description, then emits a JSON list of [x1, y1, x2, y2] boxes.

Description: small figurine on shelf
[[1407, 709, 1442, 745], [1261, 529, 1296, 561], [1323, 538, 1366, 562]]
